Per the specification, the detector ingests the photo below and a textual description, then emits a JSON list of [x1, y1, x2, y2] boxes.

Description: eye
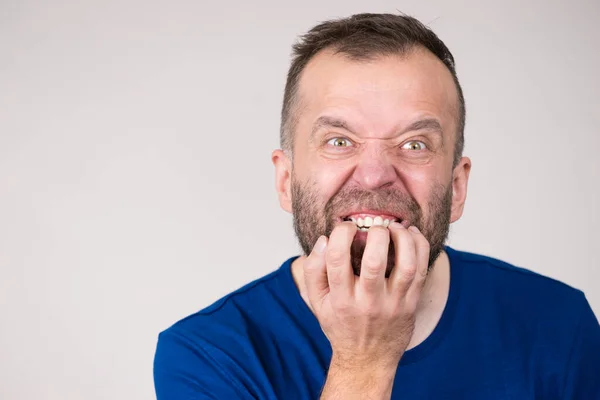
[[401, 140, 427, 151], [326, 137, 353, 148]]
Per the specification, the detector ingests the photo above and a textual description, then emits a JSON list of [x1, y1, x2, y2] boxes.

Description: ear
[[271, 149, 293, 214], [450, 156, 471, 223]]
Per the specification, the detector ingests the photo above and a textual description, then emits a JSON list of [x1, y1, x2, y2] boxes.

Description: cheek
[[307, 158, 351, 201], [401, 164, 437, 195]]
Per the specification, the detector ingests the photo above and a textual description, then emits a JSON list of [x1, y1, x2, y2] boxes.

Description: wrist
[[321, 355, 398, 400], [329, 352, 399, 381], [330, 351, 401, 373]]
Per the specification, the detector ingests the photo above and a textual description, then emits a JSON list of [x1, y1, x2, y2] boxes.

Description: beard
[[291, 173, 452, 278]]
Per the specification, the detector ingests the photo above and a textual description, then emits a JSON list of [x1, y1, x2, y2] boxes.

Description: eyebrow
[[309, 115, 444, 142], [400, 118, 444, 135], [310, 116, 356, 142]]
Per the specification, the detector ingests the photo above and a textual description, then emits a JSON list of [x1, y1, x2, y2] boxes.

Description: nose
[[352, 143, 398, 190]]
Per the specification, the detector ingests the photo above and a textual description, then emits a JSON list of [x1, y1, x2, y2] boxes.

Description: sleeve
[[153, 329, 257, 400], [561, 293, 600, 400]]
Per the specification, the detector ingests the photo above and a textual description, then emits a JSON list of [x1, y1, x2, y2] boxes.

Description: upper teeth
[[349, 216, 397, 230]]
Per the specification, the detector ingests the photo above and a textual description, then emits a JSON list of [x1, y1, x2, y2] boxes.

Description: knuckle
[[417, 265, 428, 279], [361, 253, 384, 271], [398, 263, 417, 281], [326, 249, 347, 267], [362, 267, 382, 281], [391, 299, 415, 319], [389, 305, 407, 321], [328, 271, 344, 286], [332, 297, 353, 314], [404, 297, 419, 315]]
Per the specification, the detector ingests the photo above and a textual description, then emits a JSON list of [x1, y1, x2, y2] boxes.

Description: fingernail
[[314, 236, 327, 254], [390, 221, 404, 229], [409, 226, 420, 233]]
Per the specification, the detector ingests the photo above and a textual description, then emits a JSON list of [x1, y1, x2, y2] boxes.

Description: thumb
[[303, 235, 329, 311]]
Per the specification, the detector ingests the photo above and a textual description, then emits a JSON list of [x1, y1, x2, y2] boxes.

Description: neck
[[290, 249, 451, 350]]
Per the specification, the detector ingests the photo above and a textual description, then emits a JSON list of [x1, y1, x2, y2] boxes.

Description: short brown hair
[[280, 12, 466, 167]]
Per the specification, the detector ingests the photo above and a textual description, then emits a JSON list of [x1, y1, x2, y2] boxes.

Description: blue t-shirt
[[153, 246, 600, 399]]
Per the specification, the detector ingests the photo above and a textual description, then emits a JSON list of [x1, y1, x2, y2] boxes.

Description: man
[[153, 13, 600, 399]]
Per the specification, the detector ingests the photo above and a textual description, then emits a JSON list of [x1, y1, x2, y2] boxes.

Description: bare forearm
[[320, 356, 398, 400]]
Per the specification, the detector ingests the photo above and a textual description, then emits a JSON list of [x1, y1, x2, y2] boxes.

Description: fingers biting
[[387, 222, 418, 296], [325, 221, 357, 298], [407, 225, 430, 287], [358, 225, 390, 294]]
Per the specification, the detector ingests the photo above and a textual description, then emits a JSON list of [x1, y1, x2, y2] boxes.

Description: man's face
[[275, 47, 469, 276], [291, 174, 452, 276]]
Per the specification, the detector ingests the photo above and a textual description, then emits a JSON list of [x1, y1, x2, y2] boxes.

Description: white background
[[1, 0, 598, 399]]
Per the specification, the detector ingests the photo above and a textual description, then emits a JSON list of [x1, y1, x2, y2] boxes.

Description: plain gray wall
[[1, 0, 598, 399]]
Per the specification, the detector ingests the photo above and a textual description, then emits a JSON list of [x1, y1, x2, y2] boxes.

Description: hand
[[303, 221, 430, 370]]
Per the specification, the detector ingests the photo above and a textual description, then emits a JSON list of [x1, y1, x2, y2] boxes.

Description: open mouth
[[342, 214, 402, 232]]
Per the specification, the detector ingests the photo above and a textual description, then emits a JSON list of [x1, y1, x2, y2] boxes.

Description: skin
[[272, 46, 471, 399]]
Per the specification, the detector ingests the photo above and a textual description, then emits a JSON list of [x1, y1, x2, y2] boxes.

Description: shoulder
[[163, 258, 294, 340], [447, 246, 586, 308], [446, 245, 593, 341], [450, 248, 600, 397], [446, 247, 600, 379], [153, 258, 298, 398]]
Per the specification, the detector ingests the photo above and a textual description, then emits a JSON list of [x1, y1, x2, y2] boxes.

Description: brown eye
[[402, 140, 427, 150], [327, 137, 353, 147]]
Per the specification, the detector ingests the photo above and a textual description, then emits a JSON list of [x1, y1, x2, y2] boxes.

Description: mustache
[[324, 186, 422, 219]]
